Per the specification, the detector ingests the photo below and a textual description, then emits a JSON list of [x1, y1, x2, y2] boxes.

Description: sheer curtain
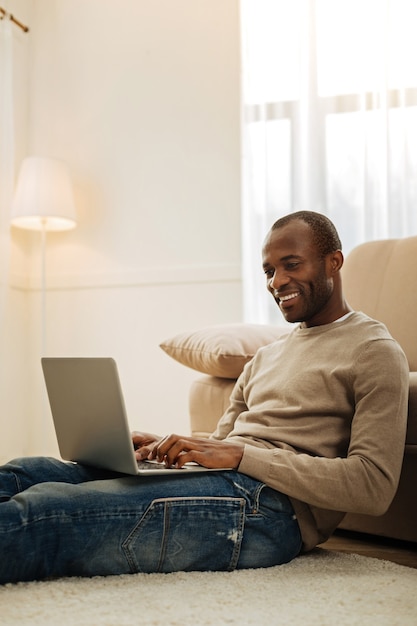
[[241, 0, 417, 324]]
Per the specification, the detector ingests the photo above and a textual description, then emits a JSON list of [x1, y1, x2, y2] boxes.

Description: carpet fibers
[[1, 550, 416, 625]]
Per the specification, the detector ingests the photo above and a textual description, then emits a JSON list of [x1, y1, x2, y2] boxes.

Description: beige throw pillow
[[159, 323, 289, 379]]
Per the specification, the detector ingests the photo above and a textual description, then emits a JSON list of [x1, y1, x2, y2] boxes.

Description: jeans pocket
[[122, 496, 246, 573]]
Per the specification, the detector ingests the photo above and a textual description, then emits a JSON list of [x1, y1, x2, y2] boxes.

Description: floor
[[320, 529, 417, 569]]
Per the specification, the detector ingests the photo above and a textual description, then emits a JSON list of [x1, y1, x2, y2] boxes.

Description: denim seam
[[252, 482, 266, 513], [158, 500, 170, 571], [227, 498, 246, 571]]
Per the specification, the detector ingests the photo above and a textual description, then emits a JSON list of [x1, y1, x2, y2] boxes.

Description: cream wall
[[4, 0, 241, 460]]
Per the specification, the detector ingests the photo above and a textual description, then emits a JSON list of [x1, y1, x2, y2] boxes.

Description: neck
[[300, 304, 354, 329]]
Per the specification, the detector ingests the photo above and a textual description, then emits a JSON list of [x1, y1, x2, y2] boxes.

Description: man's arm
[[238, 339, 409, 516]]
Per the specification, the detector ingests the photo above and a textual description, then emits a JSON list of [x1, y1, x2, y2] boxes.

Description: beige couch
[[160, 235, 417, 544]]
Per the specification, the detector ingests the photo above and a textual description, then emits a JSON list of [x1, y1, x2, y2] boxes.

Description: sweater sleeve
[[237, 338, 409, 516]]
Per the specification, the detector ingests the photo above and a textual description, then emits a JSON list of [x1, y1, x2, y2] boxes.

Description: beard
[[278, 265, 333, 324]]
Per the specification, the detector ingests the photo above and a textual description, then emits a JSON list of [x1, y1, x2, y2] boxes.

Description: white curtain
[[241, 0, 417, 324]]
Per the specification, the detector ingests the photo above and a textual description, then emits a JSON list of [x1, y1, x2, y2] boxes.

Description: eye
[[284, 262, 300, 270], [263, 268, 274, 279]]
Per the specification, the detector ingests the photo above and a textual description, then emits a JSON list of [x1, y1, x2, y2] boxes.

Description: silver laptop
[[41, 357, 230, 476]]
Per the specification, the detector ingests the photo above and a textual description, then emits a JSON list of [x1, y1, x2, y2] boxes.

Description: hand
[[132, 431, 161, 461], [149, 434, 244, 470]]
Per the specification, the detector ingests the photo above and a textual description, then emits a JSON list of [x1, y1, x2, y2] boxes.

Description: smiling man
[[262, 212, 349, 326], [0, 211, 409, 583]]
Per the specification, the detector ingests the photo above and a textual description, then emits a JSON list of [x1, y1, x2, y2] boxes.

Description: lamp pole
[[10, 156, 77, 455], [40, 218, 47, 357]]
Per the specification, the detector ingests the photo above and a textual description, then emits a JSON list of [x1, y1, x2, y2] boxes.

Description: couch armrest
[[189, 375, 236, 438]]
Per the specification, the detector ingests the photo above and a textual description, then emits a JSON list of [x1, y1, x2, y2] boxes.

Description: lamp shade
[[11, 156, 77, 231]]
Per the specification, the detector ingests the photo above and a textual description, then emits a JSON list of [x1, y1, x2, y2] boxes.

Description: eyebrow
[[281, 254, 303, 261], [263, 254, 303, 269]]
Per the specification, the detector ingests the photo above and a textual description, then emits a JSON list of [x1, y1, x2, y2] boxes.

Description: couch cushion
[[189, 375, 236, 437], [159, 323, 289, 378], [342, 235, 417, 371]]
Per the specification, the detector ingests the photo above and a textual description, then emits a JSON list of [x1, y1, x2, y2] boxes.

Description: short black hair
[[271, 211, 342, 257]]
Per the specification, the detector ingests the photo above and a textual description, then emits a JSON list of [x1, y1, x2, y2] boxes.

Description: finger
[[135, 445, 155, 461], [161, 438, 205, 467], [132, 432, 160, 448], [132, 433, 161, 461], [152, 434, 185, 462], [174, 449, 206, 468]]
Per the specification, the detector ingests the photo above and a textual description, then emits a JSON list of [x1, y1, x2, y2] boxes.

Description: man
[[0, 211, 408, 583]]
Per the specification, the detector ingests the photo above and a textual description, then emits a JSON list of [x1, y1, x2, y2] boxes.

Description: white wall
[[0, 0, 33, 463], [4, 0, 241, 460]]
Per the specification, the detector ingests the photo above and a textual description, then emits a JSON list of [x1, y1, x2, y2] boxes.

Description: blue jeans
[[0, 457, 302, 584]]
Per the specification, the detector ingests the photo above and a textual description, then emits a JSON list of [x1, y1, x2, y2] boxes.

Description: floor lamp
[[10, 156, 77, 453], [10, 156, 77, 355]]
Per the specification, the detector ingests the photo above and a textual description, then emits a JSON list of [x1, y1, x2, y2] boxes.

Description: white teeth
[[280, 292, 299, 302]]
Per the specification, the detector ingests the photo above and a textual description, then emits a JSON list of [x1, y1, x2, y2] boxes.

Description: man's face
[[262, 220, 337, 327]]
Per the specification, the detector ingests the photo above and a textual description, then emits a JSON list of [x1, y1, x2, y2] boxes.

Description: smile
[[279, 291, 300, 302]]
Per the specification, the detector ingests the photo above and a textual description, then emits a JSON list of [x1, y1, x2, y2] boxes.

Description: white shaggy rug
[[1, 550, 417, 626]]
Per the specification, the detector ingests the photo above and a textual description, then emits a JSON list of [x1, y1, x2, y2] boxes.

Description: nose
[[268, 270, 290, 294]]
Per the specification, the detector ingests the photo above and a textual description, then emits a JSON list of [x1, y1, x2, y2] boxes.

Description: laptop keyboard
[[136, 460, 182, 471]]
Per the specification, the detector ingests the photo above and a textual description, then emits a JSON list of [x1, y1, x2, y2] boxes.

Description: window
[[241, 0, 417, 323]]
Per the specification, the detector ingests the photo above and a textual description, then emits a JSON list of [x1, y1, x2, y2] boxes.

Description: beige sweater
[[211, 312, 409, 551]]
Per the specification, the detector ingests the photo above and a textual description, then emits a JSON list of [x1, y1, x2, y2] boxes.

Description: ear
[[326, 250, 344, 275]]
